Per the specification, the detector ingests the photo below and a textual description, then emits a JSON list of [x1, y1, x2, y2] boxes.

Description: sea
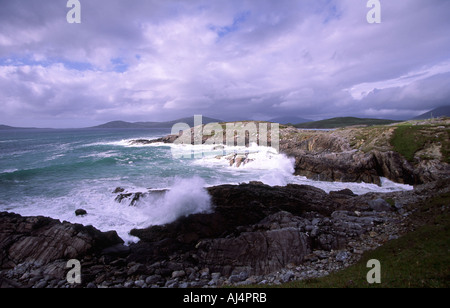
[[0, 128, 413, 243]]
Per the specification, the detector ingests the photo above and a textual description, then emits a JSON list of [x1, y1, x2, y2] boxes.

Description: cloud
[[0, 0, 449, 127]]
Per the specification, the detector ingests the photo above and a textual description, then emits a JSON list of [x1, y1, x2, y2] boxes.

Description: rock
[[171, 270, 186, 279], [369, 231, 378, 238], [335, 251, 350, 262], [145, 275, 162, 285], [234, 155, 246, 167], [130, 183, 336, 247], [329, 188, 357, 197], [198, 226, 311, 275], [198, 268, 210, 279], [368, 199, 393, 212], [115, 192, 146, 206], [0, 212, 123, 269], [101, 244, 130, 257], [134, 280, 146, 288], [112, 187, 125, 194], [75, 209, 87, 216], [34, 280, 47, 289], [281, 270, 295, 283], [127, 264, 146, 276]]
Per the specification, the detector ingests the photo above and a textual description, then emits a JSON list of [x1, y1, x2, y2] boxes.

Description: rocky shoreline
[[1, 178, 448, 288], [1, 120, 448, 288]]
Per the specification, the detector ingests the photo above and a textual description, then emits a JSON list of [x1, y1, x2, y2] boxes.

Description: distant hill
[[0, 124, 37, 130], [0, 124, 14, 130], [413, 106, 450, 120], [92, 116, 223, 129], [294, 117, 401, 129], [268, 116, 313, 125]]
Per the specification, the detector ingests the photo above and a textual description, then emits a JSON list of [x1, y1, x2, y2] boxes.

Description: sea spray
[[1, 128, 414, 245], [141, 176, 213, 227]]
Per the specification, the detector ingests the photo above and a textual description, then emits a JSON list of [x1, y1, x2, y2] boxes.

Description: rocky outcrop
[[292, 151, 382, 184], [0, 212, 123, 269], [1, 179, 449, 287], [289, 149, 426, 185], [125, 182, 394, 276], [129, 134, 179, 145], [134, 121, 449, 185], [197, 212, 311, 275], [129, 183, 337, 245]]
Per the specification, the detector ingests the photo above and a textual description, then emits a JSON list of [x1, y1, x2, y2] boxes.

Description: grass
[[263, 192, 450, 288], [278, 224, 449, 288], [390, 125, 432, 162], [390, 124, 450, 163]]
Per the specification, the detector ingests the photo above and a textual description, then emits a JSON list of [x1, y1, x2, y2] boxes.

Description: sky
[[0, 0, 450, 128]]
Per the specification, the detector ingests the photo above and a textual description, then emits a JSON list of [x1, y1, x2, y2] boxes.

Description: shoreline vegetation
[[0, 117, 449, 288]]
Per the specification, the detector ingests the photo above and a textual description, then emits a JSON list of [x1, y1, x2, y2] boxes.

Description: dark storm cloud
[[0, 0, 449, 127]]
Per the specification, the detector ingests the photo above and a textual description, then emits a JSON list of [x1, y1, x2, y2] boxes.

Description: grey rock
[[34, 280, 47, 289], [281, 270, 295, 283], [0, 212, 123, 269], [198, 227, 311, 276], [172, 270, 186, 279], [145, 275, 162, 285], [134, 280, 146, 288], [127, 264, 146, 276], [369, 198, 393, 212], [335, 251, 350, 262]]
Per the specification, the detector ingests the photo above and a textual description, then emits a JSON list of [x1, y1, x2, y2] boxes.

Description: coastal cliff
[[1, 118, 449, 288], [129, 117, 449, 185]]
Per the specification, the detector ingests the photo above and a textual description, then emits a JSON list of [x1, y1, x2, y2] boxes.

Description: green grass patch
[[390, 125, 429, 162], [437, 129, 450, 164]]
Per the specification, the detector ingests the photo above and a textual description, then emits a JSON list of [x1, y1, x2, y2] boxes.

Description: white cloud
[[0, 0, 449, 127], [348, 61, 450, 100]]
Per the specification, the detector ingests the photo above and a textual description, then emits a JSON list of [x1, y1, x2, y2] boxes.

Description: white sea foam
[[1, 131, 414, 245], [140, 176, 212, 226], [1, 168, 19, 174], [83, 136, 170, 148], [6, 177, 213, 244], [290, 176, 413, 195], [189, 143, 414, 192], [80, 151, 119, 159]]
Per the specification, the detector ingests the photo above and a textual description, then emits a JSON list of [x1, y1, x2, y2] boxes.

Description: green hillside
[[294, 117, 400, 129]]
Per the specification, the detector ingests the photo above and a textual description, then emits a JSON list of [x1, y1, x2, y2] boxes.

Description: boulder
[[0, 212, 123, 269], [197, 227, 311, 276], [75, 209, 87, 216], [368, 198, 393, 212]]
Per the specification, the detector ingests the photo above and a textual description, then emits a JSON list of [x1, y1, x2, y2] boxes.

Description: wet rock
[[112, 187, 125, 194], [75, 209, 87, 216], [0, 212, 123, 269]]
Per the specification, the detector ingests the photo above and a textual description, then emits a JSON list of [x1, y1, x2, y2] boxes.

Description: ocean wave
[[189, 143, 294, 186], [0, 168, 19, 174], [3, 176, 213, 244]]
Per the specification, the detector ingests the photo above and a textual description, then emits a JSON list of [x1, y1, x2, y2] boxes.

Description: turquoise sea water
[[0, 128, 413, 242]]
